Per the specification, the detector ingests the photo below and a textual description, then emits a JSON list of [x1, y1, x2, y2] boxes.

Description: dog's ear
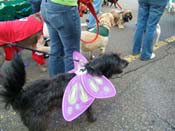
[[108, 51, 121, 56]]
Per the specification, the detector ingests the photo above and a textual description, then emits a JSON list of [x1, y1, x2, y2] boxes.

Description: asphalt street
[[0, 0, 175, 131]]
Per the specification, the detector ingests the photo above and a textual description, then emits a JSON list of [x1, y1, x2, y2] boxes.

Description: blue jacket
[[138, 0, 168, 6]]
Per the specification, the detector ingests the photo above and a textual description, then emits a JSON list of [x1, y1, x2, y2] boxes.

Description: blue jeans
[[41, 0, 80, 77], [87, 0, 103, 29], [132, 2, 167, 60], [28, 0, 41, 13]]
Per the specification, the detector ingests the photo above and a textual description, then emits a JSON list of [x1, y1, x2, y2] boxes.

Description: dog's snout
[[129, 15, 133, 20], [121, 59, 129, 68]]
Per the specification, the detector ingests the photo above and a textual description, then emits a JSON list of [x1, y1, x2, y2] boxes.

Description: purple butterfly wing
[[81, 74, 116, 98], [62, 76, 95, 121]]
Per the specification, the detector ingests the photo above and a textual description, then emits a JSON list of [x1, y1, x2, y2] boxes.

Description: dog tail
[[0, 54, 26, 109]]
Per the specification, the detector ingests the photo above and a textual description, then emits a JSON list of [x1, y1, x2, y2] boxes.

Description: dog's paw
[[118, 25, 124, 29], [87, 114, 97, 122], [41, 67, 47, 72]]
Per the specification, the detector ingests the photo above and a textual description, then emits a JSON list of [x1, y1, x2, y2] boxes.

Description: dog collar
[[89, 26, 109, 37], [62, 51, 116, 121]]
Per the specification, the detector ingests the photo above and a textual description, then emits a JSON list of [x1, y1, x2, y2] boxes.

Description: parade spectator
[[132, 0, 168, 60], [87, 0, 103, 30], [40, 0, 81, 77]]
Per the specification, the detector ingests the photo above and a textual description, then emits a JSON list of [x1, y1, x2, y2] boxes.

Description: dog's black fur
[[0, 53, 128, 131], [103, 0, 119, 8]]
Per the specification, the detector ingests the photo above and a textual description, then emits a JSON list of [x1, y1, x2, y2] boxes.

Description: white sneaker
[[150, 53, 156, 59]]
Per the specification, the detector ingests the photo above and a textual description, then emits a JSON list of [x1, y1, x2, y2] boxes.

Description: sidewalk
[[0, 1, 175, 130]]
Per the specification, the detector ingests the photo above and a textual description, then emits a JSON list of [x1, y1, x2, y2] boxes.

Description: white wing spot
[[67, 107, 73, 115], [104, 86, 110, 93], [75, 104, 81, 110]]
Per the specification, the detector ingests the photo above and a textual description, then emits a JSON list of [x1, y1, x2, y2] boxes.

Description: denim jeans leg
[[87, 13, 96, 29], [60, 7, 80, 72], [41, 2, 65, 77], [47, 24, 65, 77], [87, 0, 102, 29], [41, 1, 80, 75], [132, 2, 148, 55], [141, 4, 166, 59], [28, 0, 41, 13]]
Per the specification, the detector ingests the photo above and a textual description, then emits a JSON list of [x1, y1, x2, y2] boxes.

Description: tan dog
[[0, 13, 50, 72], [80, 12, 115, 59], [110, 9, 132, 29]]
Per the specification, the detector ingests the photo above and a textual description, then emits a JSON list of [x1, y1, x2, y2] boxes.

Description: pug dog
[[110, 9, 133, 29]]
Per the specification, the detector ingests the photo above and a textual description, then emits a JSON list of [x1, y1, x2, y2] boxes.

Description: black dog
[[103, 0, 119, 8], [0, 53, 128, 131]]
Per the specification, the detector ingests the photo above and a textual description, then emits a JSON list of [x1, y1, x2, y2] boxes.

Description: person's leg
[[47, 24, 65, 76], [132, 2, 149, 55], [140, 4, 167, 60], [41, 0, 80, 74], [59, 6, 81, 72], [28, 0, 41, 13], [41, 0, 65, 77], [87, 0, 103, 29]]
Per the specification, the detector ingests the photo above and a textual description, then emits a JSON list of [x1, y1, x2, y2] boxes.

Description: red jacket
[[0, 15, 45, 65]]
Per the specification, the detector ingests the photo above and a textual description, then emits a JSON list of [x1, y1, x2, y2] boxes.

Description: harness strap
[[6, 43, 48, 54]]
